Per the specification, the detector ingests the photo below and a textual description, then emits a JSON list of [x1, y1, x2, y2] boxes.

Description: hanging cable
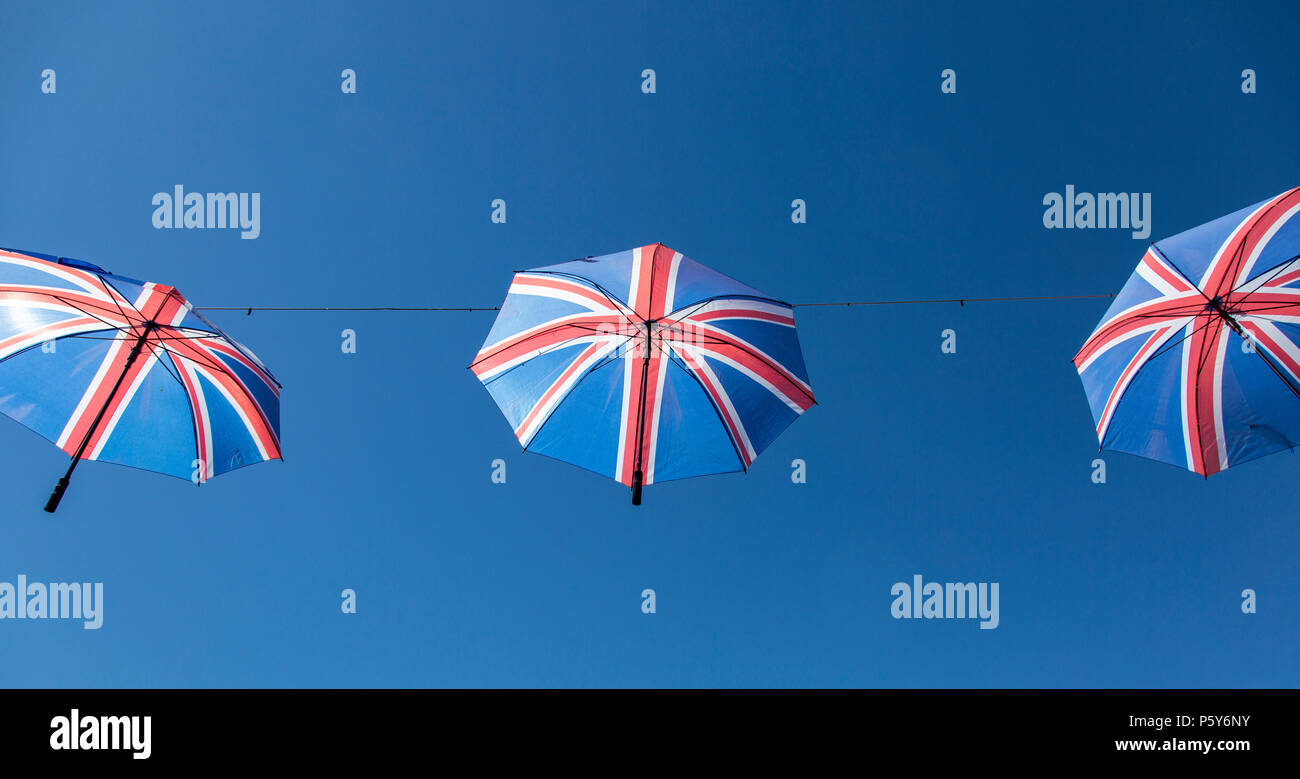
[[791, 293, 1116, 307], [195, 292, 1116, 313], [196, 306, 502, 312]]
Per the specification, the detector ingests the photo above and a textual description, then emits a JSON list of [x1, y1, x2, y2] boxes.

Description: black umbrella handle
[[45, 477, 70, 514]]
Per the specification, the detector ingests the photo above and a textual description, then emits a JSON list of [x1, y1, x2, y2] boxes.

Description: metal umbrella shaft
[[631, 321, 651, 506], [44, 323, 156, 513]]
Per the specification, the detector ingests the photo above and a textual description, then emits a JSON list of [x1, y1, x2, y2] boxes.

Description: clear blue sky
[[1, 0, 1297, 687]]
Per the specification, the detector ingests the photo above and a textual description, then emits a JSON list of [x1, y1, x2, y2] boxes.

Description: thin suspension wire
[[791, 293, 1116, 307], [197, 306, 502, 312], [195, 292, 1118, 313]]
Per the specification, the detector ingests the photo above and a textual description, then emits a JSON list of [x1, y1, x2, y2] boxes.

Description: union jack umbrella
[[0, 248, 281, 512], [472, 244, 815, 504], [1075, 186, 1300, 476]]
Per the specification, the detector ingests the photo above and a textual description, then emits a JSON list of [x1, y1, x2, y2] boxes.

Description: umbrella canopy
[[472, 243, 815, 503], [0, 248, 282, 511], [1075, 186, 1300, 476]]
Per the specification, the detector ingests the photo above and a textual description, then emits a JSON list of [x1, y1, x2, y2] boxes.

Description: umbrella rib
[[145, 342, 203, 473], [141, 338, 187, 389], [1191, 306, 1300, 453], [150, 333, 282, 445], [1078, 304, 1214, 363], [1216, 229, 1253, 298], [1141, 316, 1212, 365], [667, 293, 792, 320], [1194, 257, 1300, 403], [109, 334, 205, 476], [97, 275, 137, 328], [149, 331, 226, 341], [150, 334, 252, 386], [152, 343, 235, 381], [471, 318, 631, 372], [664, 298, 715, 323], [32, 328, 191, 392], [518, 336, 636, 451], [1, 275, 138, 328], [519, 270, 636, 318], [1230, 252, 1300, 308], [183, 308, 282, 388], [1244, 341, 1300, 403], [687, 329, 815, 406], [1090, 316, 1210, 447], [1219, 194, 1300, 296], [52, 331, 225, 342], [477, 327, 631, 386], [1149, 244, 1213, 304], [660, 343, 751, 472], [45, 292, 136, 334], [1136, 305, 1300, 445], [1222, 315, 1300, 404]]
